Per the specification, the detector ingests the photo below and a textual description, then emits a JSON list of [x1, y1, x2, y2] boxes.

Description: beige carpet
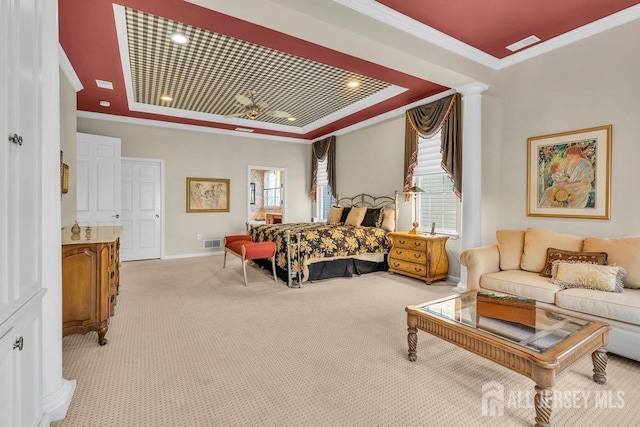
[[53, 256, 640, 426]]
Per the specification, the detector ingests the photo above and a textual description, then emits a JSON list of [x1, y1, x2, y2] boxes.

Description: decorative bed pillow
[[361, 207, 383, 227], [344, 207, 367, 227], [326, 207, 343, 225], [339, 207, 352, 224], [551, 260, 625, 292], [539, 248, 607, 278], [380, 208, 395, 232]]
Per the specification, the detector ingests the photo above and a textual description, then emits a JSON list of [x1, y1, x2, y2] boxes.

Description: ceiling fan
[[224, 90, 291, 120]]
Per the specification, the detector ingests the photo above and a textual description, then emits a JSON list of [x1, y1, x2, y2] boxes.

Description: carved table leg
[[592, 347, 608, 384], [407, 313, 418, 362], [534, 384, 553, 427]]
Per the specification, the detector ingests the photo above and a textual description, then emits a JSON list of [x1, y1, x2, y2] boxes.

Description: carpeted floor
[[53, 256, 640, 426]]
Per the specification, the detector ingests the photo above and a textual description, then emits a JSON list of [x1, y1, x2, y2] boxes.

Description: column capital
[[456, 81, 489, 96]]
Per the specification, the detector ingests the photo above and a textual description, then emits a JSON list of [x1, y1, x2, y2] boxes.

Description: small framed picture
[[186, 177, 230, 213]]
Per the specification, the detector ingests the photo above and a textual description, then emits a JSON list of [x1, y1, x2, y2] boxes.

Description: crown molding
[[76, 111, 311, 144], [335, 0, 640, 70], [58, 45, 83, 92]]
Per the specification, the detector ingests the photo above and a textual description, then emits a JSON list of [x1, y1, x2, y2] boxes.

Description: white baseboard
[[161, 250, 223, 260], [43, 378, 76, 422]]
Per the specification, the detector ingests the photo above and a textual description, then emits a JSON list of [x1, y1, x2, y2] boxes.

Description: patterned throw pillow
[[360, 207, 383, 227], [551, 260, 625, 292], [539, 248, 607, 278]]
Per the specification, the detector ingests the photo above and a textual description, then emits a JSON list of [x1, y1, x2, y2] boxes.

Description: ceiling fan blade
[[256, 101, 269, 110], [267, 110, 291, 118], [224, 112, 246, 118], [234, 94, 252, 106]]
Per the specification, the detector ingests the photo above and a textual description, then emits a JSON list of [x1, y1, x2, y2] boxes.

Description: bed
[[248, 193, 398, 288]]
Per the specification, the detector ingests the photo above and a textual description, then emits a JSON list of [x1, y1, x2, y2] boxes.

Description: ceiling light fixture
[[347, 80, 360, 88], [506, 35, 541, 52], [160, 95, 173, 102], [287, 117, 296, 121], [234, 127, 254, 133], [99, 100, 111, 107], [170, 33, 188, 44]]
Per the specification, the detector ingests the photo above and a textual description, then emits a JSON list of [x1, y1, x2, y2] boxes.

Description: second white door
[[120, 158, 163, 261]]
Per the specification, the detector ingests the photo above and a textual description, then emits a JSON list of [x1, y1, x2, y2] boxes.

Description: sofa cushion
[[551, 261, 625, 293], [540, 248, 607, 277], [496, 229, 525, 270], [480, 270, 560, 304], [520, 228, 583, 273], [555, 288, 640, 326], [583, 236, 640, 289]]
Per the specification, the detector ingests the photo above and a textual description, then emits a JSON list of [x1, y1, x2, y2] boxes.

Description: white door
[[120, 158, 163, 261], [76, 133, 121, 226]]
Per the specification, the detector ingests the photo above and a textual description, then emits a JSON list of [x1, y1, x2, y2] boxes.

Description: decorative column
[[453, 82, 488, 292]]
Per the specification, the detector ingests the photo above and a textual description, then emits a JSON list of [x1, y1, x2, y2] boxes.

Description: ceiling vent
[[506, 35, 541, 52], [96, 79, 114, 90]]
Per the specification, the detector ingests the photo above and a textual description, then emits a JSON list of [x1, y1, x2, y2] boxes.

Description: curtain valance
[[310, 135, 336, 201], [403, 93, 462, 199]]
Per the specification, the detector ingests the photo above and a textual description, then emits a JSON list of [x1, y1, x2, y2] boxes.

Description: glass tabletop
[[419, 292, 592, 353]]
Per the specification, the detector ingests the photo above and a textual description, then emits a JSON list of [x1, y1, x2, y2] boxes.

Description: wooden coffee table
[[405, 291, 611, 427]]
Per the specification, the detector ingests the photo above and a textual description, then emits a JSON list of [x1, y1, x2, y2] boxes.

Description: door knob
[[112, 214, 120, 218], [13, 336, 23, 351], [155, 214, 160, 218]]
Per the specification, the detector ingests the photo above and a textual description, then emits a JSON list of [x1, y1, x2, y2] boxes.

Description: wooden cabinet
[[388, 232, 449, 284], [62, 227, 122, 345]]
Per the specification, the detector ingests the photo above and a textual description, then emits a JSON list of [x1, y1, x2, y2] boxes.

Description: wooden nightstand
[[388, 232, 449, 284]]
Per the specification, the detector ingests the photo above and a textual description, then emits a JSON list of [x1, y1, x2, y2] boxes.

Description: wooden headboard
[[336, 192, 399, 230]]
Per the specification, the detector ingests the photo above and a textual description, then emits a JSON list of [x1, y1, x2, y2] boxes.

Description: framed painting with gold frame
[[186, 177, 230, 213], [60, 150, 69, 194], [526, 125, 611, 219]]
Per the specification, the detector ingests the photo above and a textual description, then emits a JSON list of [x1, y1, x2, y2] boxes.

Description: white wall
[[59, 72, 77, 228], [77, 119, 311, 257], [485, 19, 640, 241]]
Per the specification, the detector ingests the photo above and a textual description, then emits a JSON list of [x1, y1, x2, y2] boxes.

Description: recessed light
[[234, 127, 254, 133], [160, 95, 173, 102], [287, 117, 296, 121], [170, 33, 188, 44], [99, 100, 110, 107], [506, 35, 541, 52], [96, 79, 113, 90], [347, 80, 360, 88]]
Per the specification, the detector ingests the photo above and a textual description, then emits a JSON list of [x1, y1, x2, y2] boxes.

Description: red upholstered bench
[[223, 234, 277, 286]]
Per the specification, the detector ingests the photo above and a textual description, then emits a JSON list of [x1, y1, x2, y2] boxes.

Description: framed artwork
[[527, 125, 611, 219], [249, 182, 256, 205], [186, 177, 230, 213], [60, 150, 69, 194]]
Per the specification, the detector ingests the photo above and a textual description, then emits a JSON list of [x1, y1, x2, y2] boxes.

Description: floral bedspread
[[249, 223, 390, 277]]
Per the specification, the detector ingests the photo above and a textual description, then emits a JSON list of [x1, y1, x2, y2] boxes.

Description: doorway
[[247, 165, 286, 225], [119, 158, 164, 261]]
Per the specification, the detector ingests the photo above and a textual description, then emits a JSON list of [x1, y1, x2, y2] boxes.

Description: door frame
[[247, 165, 287, 225], [121, 157, 166, 260]]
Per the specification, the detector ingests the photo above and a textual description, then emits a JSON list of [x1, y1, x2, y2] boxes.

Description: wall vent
[[203, 238, 222, 250]]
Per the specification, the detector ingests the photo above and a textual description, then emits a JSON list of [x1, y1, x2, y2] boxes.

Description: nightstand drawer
[[389, 247, 427, 263], [392, 236, 427, 252], [388, 258, 427, 277]]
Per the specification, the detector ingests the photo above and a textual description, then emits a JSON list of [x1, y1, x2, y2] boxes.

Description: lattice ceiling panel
[[125, 8, 393, 127]]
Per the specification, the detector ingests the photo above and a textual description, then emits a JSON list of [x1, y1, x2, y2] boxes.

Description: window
[[413, 133, 459, 236], [316, 157, 333, 221], [264, 170, 281, 207]]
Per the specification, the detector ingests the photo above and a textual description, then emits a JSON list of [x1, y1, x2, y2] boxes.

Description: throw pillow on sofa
[[540, 248, 607, 277], [520, 228, 584, 273], [551, 260, 626, 292]]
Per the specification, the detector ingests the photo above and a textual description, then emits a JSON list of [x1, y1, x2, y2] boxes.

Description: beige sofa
[[460, 227, 640, 362]]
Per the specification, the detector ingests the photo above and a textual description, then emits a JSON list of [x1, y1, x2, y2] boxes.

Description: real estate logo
[[481, 381, 625, 417], [481, 380, 505, 416]]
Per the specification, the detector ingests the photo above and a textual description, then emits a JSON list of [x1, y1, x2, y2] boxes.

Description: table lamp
[[404, 185, 424, 234]]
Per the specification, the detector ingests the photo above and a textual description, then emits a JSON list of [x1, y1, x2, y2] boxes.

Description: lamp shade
[[404, 185, 425, 194]]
